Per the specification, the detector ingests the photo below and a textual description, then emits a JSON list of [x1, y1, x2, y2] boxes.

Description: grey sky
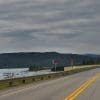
[[0, 0, 100, 54]]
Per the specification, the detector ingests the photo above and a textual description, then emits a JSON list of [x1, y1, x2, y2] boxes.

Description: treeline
[[0, 52, 100, 69], [82, 58, 100, 65]]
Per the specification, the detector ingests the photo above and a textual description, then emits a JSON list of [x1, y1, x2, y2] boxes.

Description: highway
[[0, 68, 100, 100]]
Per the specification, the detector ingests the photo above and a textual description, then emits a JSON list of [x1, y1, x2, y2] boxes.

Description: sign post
[[54, 63, 57, 72], [52, 59, 59, 71]]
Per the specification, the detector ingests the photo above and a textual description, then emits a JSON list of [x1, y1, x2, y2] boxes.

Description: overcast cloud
[[0, 0, 100, 54]]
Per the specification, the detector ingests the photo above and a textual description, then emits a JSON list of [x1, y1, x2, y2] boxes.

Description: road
[[0, 68, 100, 100]]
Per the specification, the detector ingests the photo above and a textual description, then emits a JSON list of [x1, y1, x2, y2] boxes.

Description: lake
[[0, 68, 54, 80]]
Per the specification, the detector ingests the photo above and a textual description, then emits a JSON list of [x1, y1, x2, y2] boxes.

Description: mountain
[[84, 54, 100, 58], [0, 52, 99, 69]]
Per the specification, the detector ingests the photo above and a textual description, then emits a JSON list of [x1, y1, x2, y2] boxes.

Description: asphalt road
[[0, 68, 100, 100]]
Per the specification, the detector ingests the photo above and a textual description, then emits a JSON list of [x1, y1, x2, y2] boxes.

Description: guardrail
[[0, 65, 99, 90]]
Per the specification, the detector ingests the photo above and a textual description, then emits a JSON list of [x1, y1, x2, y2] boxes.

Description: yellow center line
[[64, 73, 100, 100]]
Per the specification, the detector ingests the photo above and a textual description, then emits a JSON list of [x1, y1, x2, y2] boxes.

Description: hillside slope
[[0, 52, 98, 68]]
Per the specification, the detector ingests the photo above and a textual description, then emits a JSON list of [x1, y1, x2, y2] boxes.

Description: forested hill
[[0, 52, 100, 68]]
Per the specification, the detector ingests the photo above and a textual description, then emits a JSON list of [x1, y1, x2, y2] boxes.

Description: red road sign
[[52, 59, 59, 64]]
